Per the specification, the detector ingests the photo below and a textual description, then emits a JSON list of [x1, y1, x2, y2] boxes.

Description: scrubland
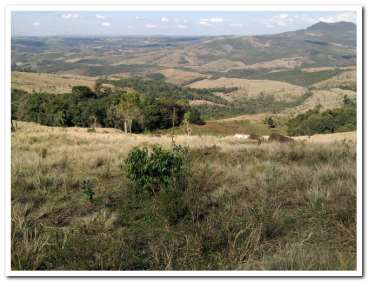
[[11, 122, 356, 270]]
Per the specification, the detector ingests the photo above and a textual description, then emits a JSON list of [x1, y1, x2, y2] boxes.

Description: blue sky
[[12, 11, 356, 36]]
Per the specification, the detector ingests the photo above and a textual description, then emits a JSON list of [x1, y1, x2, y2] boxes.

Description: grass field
[[284, 88, 356, 115], [11, 122, 356, 270], [158, 119, 288, 136], [188, 77, 306, 102], [11, 71, 96, 94]]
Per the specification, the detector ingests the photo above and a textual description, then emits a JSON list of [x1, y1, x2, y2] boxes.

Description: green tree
[[72, 86, 96, 100], [116, 91, 142, 133]]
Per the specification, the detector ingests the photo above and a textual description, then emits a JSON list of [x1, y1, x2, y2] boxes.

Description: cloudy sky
[[12, 11, 356, 36]]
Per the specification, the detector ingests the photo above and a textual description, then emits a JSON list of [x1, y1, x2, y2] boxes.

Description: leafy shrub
[[82, 179, 95, 201], [121, 145, 190, 226], [124, 145, 189, 195]]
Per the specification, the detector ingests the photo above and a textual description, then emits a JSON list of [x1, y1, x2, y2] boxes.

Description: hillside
[[10, 13, 358, 271], [12, 21, 356, 77], [11, 21, 357, 126], [11, 71, 96, 94], [11, 121, 357, 270]]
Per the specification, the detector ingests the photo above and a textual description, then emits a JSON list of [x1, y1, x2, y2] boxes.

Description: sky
[[11, 11, 356, 37]]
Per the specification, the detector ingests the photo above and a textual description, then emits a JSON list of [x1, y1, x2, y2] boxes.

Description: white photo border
[[4, 4, 363, 277]]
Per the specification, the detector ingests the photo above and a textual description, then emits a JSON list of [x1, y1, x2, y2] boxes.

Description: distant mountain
[[173, 21, 356, 69], [307, 21, 355, 34], [11, 21, 356, 75]]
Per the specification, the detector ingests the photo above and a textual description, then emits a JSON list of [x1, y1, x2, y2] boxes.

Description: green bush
[[124, 145, 189, 195], [72, 86, 96, 99], [121, 145, 190, 226], [82, 179, 95, 201], [287, 103, 356, 136]]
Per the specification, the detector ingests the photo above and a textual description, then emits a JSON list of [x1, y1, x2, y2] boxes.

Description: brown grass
[[285, 88, 356, 114], [11, 122, 357, 270], [160, 68, 208, 86], [188, 77, 306, 102], [313, 70, 356, 90], [11, 71, 96, 94]]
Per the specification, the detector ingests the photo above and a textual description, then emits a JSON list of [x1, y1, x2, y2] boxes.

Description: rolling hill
[[11, 21, 357, 121], [12, 21, 356, 77]]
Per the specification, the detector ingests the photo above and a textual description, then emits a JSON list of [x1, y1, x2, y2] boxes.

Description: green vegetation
[[11, 80, 205, 132], [10, 22, 358, 272], [195, 92, 313, 120], [287, 96, 356, 136], [257, 69, 342, 86], [124, 145, 188, 195], [101, 77, 228, 105], [222, 69, 342, 86], [82, 179, 95, 202]]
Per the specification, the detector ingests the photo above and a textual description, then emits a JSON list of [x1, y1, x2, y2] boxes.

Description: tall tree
[[116, 91, 141, 133]]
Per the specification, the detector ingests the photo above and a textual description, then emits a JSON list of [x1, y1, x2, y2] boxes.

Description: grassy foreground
[[11, 122, 356, 270]]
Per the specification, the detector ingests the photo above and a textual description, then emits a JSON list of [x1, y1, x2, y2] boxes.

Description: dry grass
[[294, 131, 356, 143], [11, 71, 96, 94], [11, 122, 356, 270], [188, 77, 306, 102], [159, 68, 208, 86], [215, 112, 285, 123], [285, 88, 356, 114], [313, 70, 356, 90], [189, 99, 226, 107], [239, 57, 303, 71]]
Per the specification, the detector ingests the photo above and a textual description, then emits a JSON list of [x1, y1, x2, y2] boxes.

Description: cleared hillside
[[12, 21, 356, 77], [11, 71, 96, 94], [188, 77, 306, 102]]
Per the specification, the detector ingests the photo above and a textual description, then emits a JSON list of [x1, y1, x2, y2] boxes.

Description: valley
[[10, 17, 358, 271]]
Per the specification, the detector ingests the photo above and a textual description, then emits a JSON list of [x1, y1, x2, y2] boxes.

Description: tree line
[[287, 95, 356, 136], [11, 83, 204, 133]]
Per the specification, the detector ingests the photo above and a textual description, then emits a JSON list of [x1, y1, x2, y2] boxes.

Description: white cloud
[[135, 16, 144, 20], [198, 17, 225, 26], [177, 25, 187, 29], [200, 18, 224, 23], [145, 24, 157, 29], [229, 23, 243, 27], [318, 12, 356, 23], [265, 14, 295, 28], [96, 14, 106, 20], [32, 22, 40, 27], [199, 20, 211, 26], [209, 18, 224, 23], [264, 12, 356, 29], [101, 22, 111, 27], [161, 17, 169, 22], [61, 13, 79, 19]]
